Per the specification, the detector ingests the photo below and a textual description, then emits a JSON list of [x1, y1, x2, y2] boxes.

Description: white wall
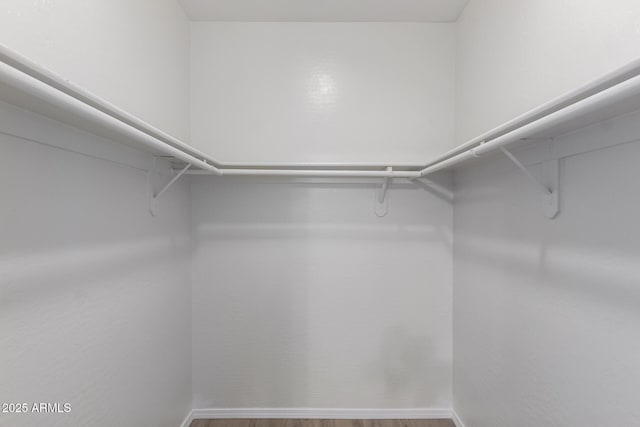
[[453, 112, 640, 427], [453, 2, 640, 424], [189, 22, 455, 410], [0, 103, 192, 427], [455, 0, 640, 143], [0, 1, 193, 425], [190, 22, 456, 163], [0, 0, 191, 140], [191, 177, 453, 410]]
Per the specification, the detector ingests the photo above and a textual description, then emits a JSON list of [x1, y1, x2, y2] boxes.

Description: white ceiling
[[178, 0, 470, 23]]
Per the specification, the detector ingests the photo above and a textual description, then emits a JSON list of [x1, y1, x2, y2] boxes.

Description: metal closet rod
[[187, 169, 420, 178], [2, 41, 640, 179], [421, 57, 640, 171], [0, 60, 222, 175], [191, 57, 640, 178], [0, 43, 222, 169], [419, 69, 640, 176], [0, 43, 424, 176], [0, 55, 416, 177]]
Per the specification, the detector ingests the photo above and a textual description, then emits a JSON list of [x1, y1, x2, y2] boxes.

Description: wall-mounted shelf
[[2, 42, 640, 209]]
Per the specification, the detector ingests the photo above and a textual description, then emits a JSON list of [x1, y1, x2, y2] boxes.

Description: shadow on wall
[[191, 178, 313, 407], [0, 235, 189, 311], [0, 132, 191, 311], [191, 177, 453, 408], [194, 180, 451, 242], [453, 141, 640, 426], [455, 153, 640, 318], [453, 134, 640, 314], [0, 131, 192, 426], [371, 325, 451, 407]]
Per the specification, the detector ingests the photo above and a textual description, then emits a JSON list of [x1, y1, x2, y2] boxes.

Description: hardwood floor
[[190, 420, 455, 427]]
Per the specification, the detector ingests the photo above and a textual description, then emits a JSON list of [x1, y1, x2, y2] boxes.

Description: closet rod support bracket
[[148, 157, 191, 216], [500, 148, 559, 219], [374, 167, 392, 217]]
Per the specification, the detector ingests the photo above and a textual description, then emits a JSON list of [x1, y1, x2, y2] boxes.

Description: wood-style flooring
[[190, 420, 455, 427]]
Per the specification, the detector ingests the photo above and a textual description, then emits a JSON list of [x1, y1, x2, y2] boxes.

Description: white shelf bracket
[[500, 148, 560, 219], [148, 157, 191, 216], [374, 167, 392, 217]]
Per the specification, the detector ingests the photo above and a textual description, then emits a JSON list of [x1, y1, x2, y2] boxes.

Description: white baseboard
[[451, 410, 466, 427], [179, 410, 194, 427], [190, 408, 453, 420]]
